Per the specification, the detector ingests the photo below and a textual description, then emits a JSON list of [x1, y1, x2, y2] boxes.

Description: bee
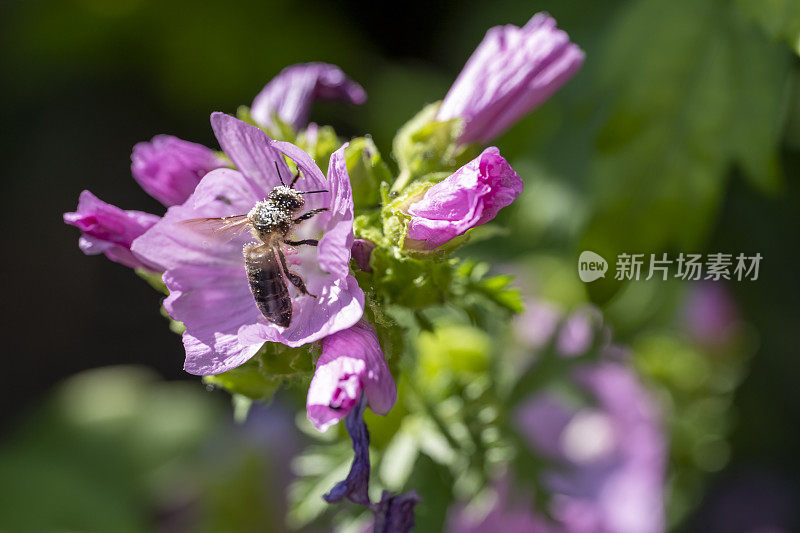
[[183, 164, 328, 328]]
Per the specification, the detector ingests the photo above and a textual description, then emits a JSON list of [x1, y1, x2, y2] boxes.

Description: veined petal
[[210, 112, 291, 191], [164, 264, 263, 375], [437, 13, 584, 144], [64, 190, 160, 270], [251, 63, 366, 130], [405, 147, 523, 250], [237, 274, 364, 348], [317, 144, 354, 278], [131, 135, 229, 207]]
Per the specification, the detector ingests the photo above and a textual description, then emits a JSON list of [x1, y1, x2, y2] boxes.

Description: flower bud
[[64, 190, 160, 270], [131, 135, 228, 206], [307, 321, 396, 432], [351, 238, 376, 272], [403, 147, 522, 250], [438, 13, 584, 144], [251, 62, 366, 133]]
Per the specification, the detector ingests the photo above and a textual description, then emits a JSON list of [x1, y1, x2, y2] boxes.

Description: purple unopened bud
[[352, 238, 376, 272], [307, 321, 397, 432], [404, 147, 522, 251], [131, 135, 228, 206], [251, 62, 366, 131], [373, 490, 422, 533], [438, 13, 584, 144], [323, 395, 372, 507], [64, 190, 160, 270]]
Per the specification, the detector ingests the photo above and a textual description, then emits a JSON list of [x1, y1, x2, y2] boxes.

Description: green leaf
[[736, 0, 800, 56], [452, 260, 524, 315], [584, 0, 791, 260]]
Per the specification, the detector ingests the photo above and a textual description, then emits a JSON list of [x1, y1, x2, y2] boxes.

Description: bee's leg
[[284, 239, 318, 247], [277, 247, 317, 298], [293, 208, 328, 224]]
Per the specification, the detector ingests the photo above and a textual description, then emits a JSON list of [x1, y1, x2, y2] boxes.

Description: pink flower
[[64, 190, 160, 270], [404, 147, 523, 250], [131, 113, 364, 375], [514, 362, 666, 533], [307, 321, 396, 431], [251, 62, 366, 131], [131, 135, 229, 207], [437, 13, 584, 144]]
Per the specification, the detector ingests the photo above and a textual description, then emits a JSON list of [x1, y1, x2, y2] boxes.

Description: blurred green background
[[1, 0, 799, 530]]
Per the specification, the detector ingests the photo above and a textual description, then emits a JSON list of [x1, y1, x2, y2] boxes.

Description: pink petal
[[131, 168, 261, 271], [210, 112, 291, 191], [307, 321, 396, 431]]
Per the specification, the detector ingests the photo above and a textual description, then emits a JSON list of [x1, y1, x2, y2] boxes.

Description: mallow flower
[[251, 62, 367, 132], [131, 112, 364, 375], [437, 13, 584, 145], [64, 190, 160, 271], [307, 321, 396, 431], [403, 147, 523, 250], [131, 135, 230, 207]]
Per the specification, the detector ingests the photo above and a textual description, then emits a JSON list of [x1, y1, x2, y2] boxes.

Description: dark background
[[1, 0, 798, 529]]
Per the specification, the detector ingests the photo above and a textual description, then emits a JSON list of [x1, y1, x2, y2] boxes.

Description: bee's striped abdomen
[[244, 243, 291, 327]]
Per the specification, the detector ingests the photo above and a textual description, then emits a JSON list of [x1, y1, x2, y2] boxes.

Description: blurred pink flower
[[681, 282, 740, 350], [251, 62, 366, 131], [515, 362, 666, 533]]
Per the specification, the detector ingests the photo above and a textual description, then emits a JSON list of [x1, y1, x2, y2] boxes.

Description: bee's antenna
[[299, 190, 329, 195], [275, 161, 286, 186], [290, 170, 302, 187]]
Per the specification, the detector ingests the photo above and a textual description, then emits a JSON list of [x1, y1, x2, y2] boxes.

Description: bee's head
[[269, 185, 305, 211]]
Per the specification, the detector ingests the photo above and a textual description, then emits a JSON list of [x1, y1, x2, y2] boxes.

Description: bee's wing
[[180, 215, 252, 243]]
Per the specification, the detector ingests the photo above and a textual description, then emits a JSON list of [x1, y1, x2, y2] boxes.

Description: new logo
[[578, 251, 608, 282]]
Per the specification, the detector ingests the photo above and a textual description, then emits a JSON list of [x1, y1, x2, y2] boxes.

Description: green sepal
[[345, 136, 392, 209], [369, 245, 455, 309], [135, 268, 168, 295], [235, 105, 258, 127], [237, 105, 297, 142], [159, 306, 185, 335], [256, 340, 317, 378], [203, 341, 318, 402], [391, 101, 479, 192], [295, 124, 342, 175]]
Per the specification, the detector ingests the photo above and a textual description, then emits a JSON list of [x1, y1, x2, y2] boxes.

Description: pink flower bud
[[404, 147, 522, 250], [64, 190, 160, 270], [307, 321, 396, 431], [438, 13, 584, 144], [131, 135, 228, 207]]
